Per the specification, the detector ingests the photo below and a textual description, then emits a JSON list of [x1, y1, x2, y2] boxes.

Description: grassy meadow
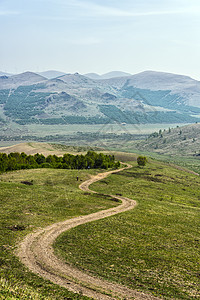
[[120, 148, 200, 175], [0, 168, 119, 299], [54, 160, 200, 299]]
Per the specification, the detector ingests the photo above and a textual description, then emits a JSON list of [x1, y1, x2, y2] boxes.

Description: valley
[[0, 70, 200, 146], [0, 70, 199, 300]]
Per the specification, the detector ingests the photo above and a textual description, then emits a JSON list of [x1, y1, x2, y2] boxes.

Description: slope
[[135, 123, 200, 156], [0, 70, 200, 143]]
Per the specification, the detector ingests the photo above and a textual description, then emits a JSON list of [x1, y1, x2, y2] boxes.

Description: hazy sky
[[1, 0, 200, 79]]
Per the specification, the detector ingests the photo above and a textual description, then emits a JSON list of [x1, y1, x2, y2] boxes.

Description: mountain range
[[0, 71, 13, 77], [0, 70, 200, 141], [0, 70, 132, 80], [84, 71, 132, 80]]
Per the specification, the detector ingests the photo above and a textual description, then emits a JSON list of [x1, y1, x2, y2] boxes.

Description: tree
[[0, 151, 119, 172], [0, 153, 8, 172], [137, 156, 147, 167], [34, 153, 46, 165]]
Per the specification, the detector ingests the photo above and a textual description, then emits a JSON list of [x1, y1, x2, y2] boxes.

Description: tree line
[[0, 151, 120, 172]]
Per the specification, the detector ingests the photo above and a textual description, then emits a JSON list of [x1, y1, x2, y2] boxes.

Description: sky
[[1, 0, 200, 79]]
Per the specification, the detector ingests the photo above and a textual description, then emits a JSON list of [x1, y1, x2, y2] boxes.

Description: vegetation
[[63, 116, 110, 125], [137, 155, 147, 166], [1, 84, 199, 128], [126, 148, 200, 175], [4, 86, 50, 120], [16, 116, 111, 125], [134, 123, 200, 159], [122, 86, 200, 114], [0, 168, 119, 299], [0, 132, 147, 144], [54, 160, 200, 299], [0, 151, 120, 172], [0, 89, 9, 104], [99, 105, 199, 124]]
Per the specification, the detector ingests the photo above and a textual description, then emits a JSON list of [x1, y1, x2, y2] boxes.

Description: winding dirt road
[[17, 165, 160, 300]]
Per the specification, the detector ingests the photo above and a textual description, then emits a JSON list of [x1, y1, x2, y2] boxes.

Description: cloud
[[30, 0, 200, 22], [63, 0, 200, 18]]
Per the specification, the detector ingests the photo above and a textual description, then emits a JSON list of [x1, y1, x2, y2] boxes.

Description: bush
[[137, 156, 147, 167]]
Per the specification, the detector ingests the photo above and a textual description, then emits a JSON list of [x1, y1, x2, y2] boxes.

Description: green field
[[0, 168, 119, 299], [114, 148, 200, 175], [54, 160, 200, 299], [1, 156, 200, 299]]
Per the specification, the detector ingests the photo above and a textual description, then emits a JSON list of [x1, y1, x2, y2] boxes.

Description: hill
[[0, 167, 119, 300], [135, 123, 200, 156], [125, 71, 200, 108], [0, 155, 199, 299], [0, 71, 46, 89], [0, 70, 200, 143], [56, 160, 200, 299], [84, 71, 132, 79], [37, 70, 67, 79], [102, 70, 200, 108], [84, 72, 102, 80], [0, 142, 99, 156], [0, 71, 13, 76]]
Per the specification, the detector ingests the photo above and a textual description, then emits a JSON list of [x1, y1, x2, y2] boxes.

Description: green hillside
[[0, 150, 199, 299], [0, 168, 118, 299], [55, 160, 200, 299], [0, 72, 200, 143], [135, 123, 200, 156]]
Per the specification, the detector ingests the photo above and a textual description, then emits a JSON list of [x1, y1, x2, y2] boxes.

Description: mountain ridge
[[37, 70, 67, 79], [0, 69, 200, 142], [84, 71, 132, 80], [0, 71, 47, 89]]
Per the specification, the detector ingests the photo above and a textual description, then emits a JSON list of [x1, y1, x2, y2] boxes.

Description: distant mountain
[[84, 73, 102, 80], [101, 71, 200, 108], [0, 71, 13, 77], [127, 71, 197, 90], [57, 73, 96, 86], [38, 70, 66, 79], [84, 71, 132, 80], [101, 71, 132, 79], [0, 70, 200, 143], [0, 71, 47, 89]]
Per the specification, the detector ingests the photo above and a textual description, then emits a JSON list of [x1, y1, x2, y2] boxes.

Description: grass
[[54, 160, 200, 299], [111, 146, 200, 175], [0, 168, 119, 299]]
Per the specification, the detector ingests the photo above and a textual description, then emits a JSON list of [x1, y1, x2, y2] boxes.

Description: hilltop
[[0, 142, 99, 156], [37, 70, 66, 79], [0, 71, 46, 89], [0, 71, 13, 77], [84, 71, 132, 80]]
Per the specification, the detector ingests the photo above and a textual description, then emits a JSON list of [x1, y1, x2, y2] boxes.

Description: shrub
[[137, 156, 147, 167]]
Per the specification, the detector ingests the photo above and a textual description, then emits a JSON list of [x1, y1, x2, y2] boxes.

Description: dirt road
[[16, 165, 160, 300]]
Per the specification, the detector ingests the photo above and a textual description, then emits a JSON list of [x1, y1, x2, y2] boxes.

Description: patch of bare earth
[[16, 165, 160, 300]]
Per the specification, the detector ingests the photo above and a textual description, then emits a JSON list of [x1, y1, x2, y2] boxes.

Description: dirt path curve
[[17, 164, 160, 300]]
